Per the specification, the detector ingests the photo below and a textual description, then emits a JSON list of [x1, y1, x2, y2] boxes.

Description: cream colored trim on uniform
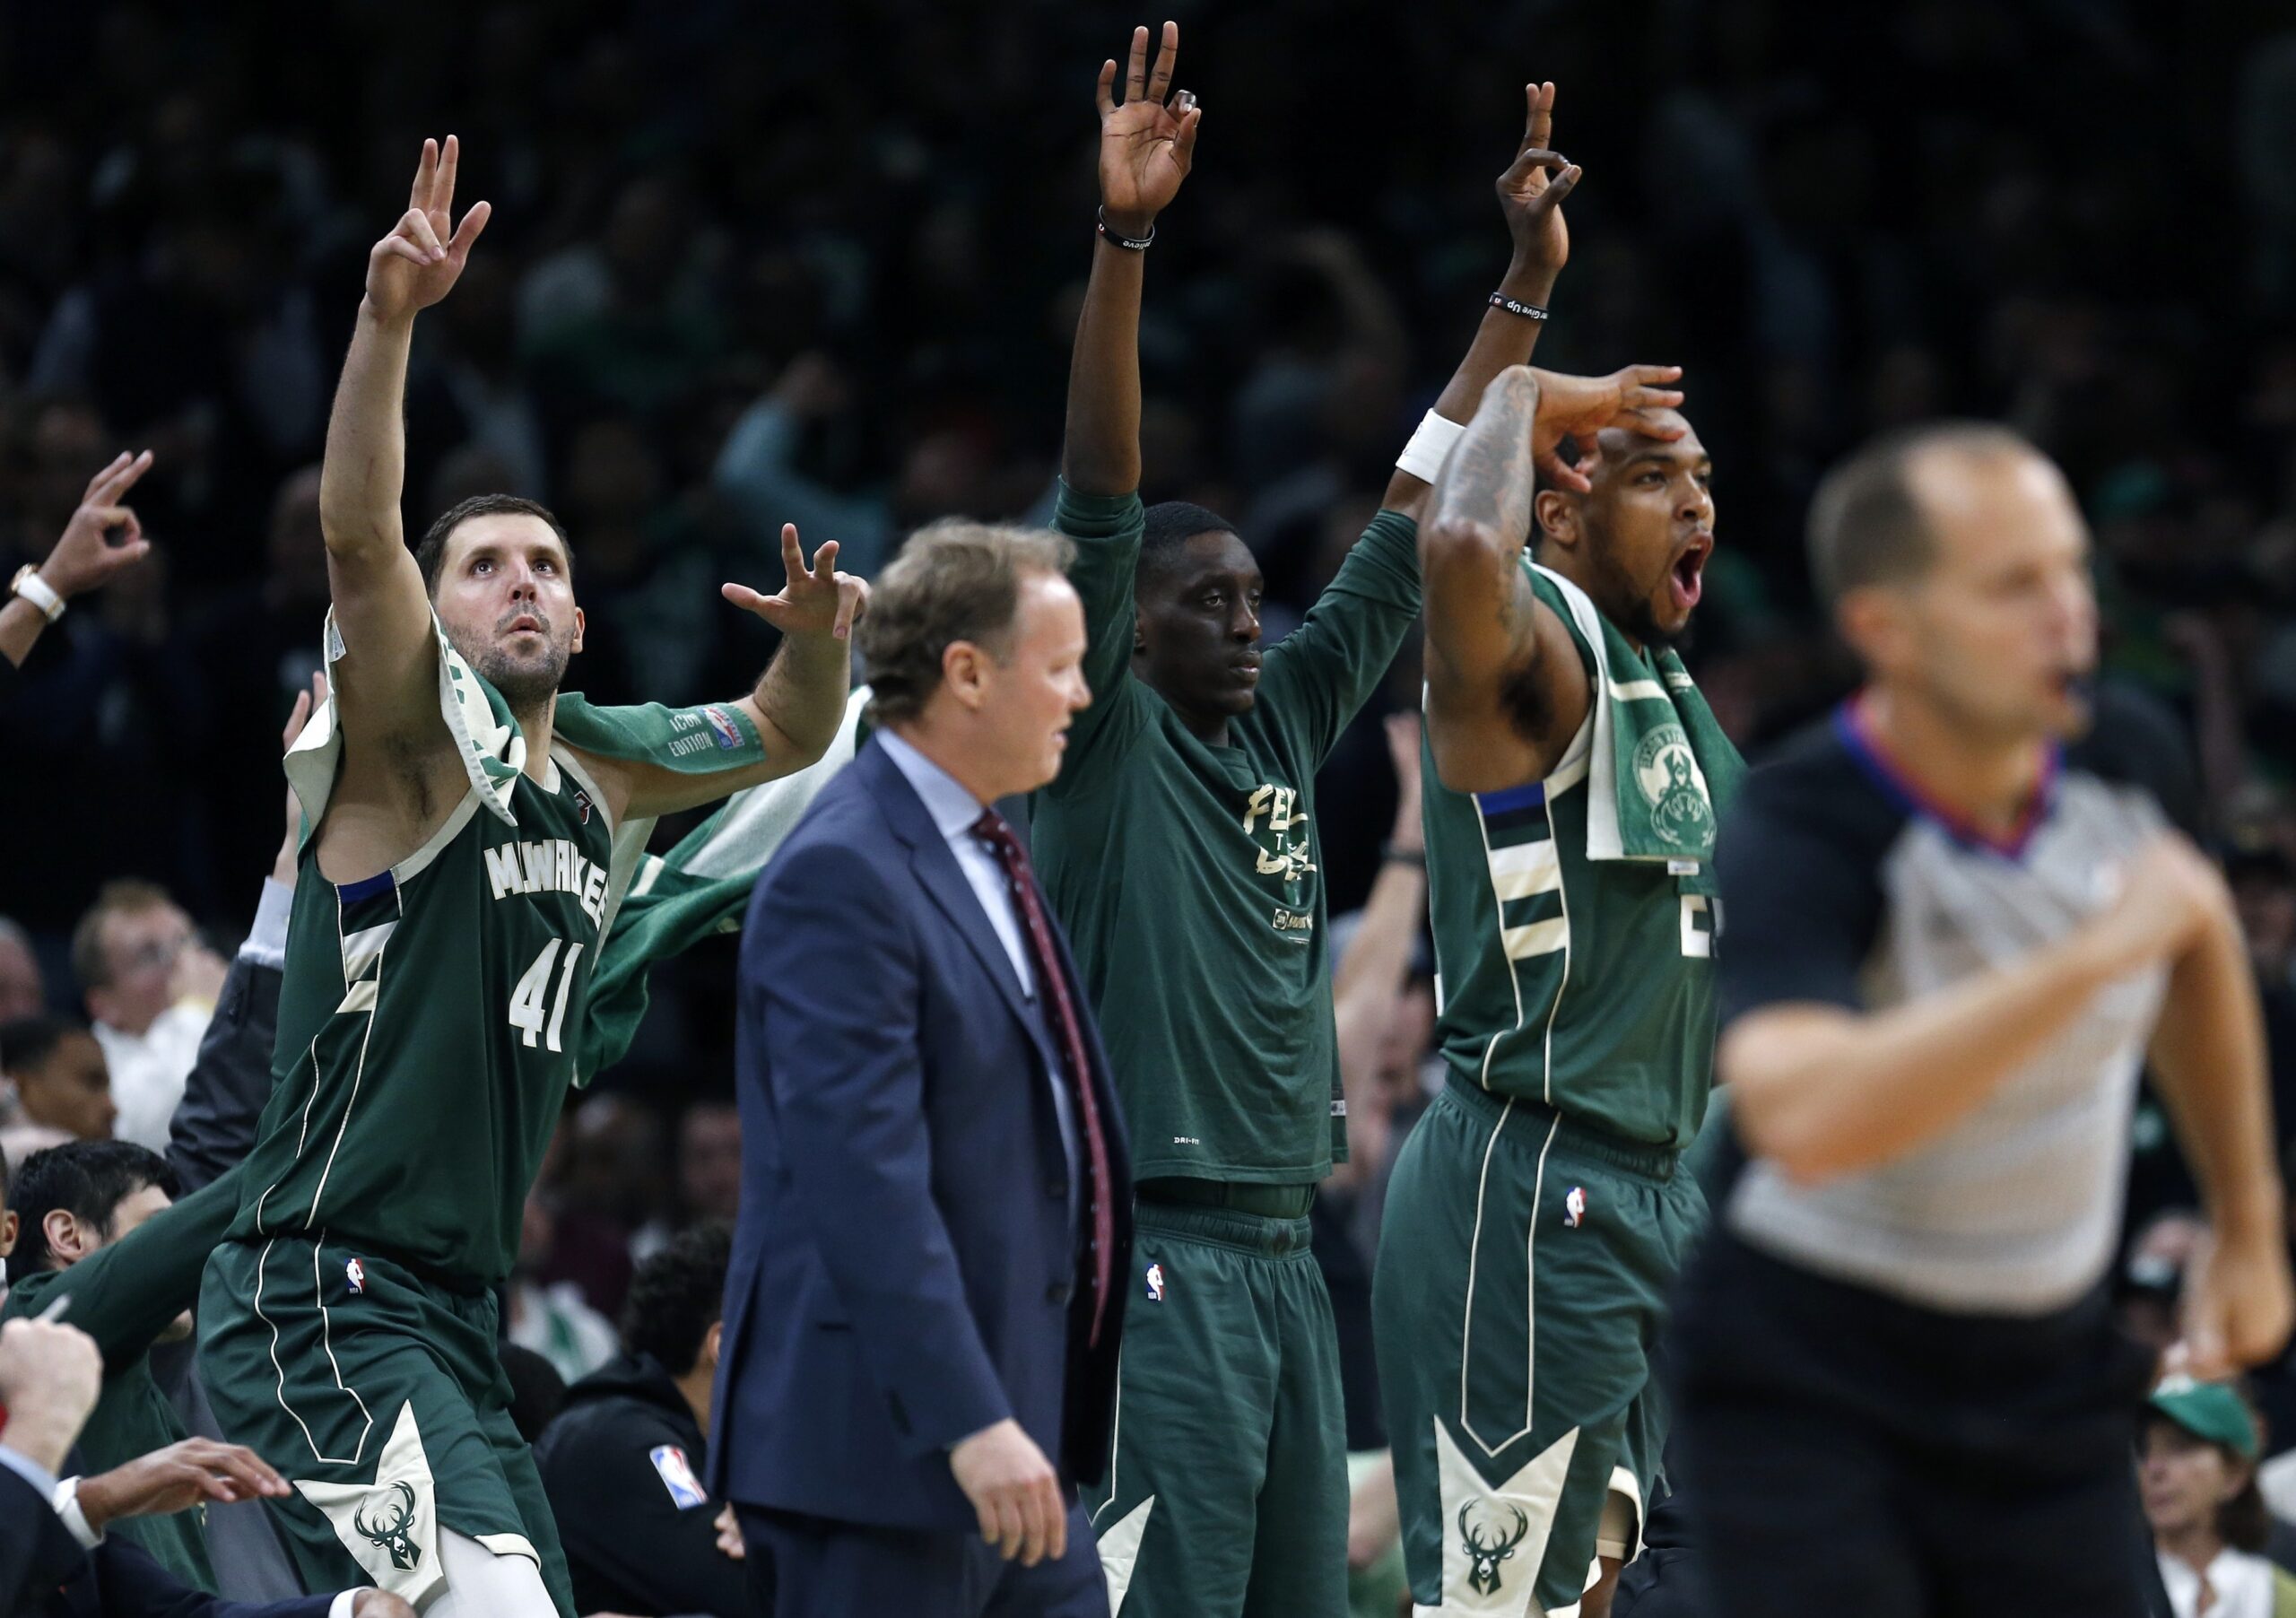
[[1433, 1417, 1579, 1615], [1501, 918, 1570, 961], [1537, 789, 1574, 1111], [474, 1532, 542, 1565], [296, 1403, 442, 1604], [1458, 1096, 1516, 1453], [1488, 840, 1561, 902], [1091, 1343, 1128, 1530], [392, 787, 483, 885], [335, 980, 379, 1015], [1605, 678, 1666, 703], [251, 1237, 373, 1467], [1599, 1466, 1642, 1561], [1096, 1495, 1154, 1616]]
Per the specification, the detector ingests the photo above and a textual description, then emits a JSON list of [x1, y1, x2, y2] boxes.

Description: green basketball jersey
[[228, 746, 614, 1288], [1422, 572, 1730, 1149]]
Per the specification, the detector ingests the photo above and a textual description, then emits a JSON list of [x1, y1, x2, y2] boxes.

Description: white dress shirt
[[878, 731, 1033, 994], [877, 731, 1079, 1221], [2159, 1546, 2276, 1618], [94, 1001, 212, 1153]]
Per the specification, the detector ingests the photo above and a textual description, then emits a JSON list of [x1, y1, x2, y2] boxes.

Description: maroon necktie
[[972, 808, 1115, 1347]]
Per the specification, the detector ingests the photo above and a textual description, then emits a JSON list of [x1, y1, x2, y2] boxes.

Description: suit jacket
[[0, 1464, 331, 1618], [709, 737, 1132, 1532]]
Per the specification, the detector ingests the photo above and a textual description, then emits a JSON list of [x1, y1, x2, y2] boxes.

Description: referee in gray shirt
[[1669, 423, 2292, 1618]]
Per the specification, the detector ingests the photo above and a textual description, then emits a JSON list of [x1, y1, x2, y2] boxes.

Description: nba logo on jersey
[[702, 705, 743, 749], [1563, 1187, 1587, 1229], [649, 1445, 709, 1509], [1144, 1262, 1166, 1301], [344, 1258, 366, 1295]]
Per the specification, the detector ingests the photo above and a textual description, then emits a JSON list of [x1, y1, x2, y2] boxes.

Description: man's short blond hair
[[857, 520, 1077, 726], [71, 880, 174, 993]]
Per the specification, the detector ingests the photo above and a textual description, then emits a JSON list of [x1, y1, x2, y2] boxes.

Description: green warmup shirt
[[226, 744, 617, 1288], [1422, 567, 1742, 1148], [5, 1168, 245, 1591], [1032, 485, 1420, 1183]]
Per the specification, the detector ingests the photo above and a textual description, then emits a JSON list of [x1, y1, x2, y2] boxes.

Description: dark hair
[[8, 1140, 178, 1275], [499, 1343, 568, 1445], [857, 520, 1076, 726], [1139, 500, 1239, 587], [619, 1221, 733, 1375], [1805, 422, 2032, 605], [414, 494, 573, 596], [0, 1014, 74, 1074]]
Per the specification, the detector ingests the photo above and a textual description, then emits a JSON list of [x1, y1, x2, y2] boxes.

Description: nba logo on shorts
[[345, 1258, 366, 1295], [1563, 1187, 1587, 1229], [702, 705, 742, 749], [1144, 1262, 1166, 1301]]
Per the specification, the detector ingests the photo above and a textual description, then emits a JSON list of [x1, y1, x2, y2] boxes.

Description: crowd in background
[[0, 0, 2293, 1585]]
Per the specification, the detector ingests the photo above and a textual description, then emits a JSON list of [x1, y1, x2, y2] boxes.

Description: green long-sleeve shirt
[[5, 1166, 244, 1592], [1032, 485, 1421, 1184]]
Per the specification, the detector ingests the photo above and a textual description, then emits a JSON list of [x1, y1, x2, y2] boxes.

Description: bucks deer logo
[[1458, 1500, 1531, 1596], [354, 1482, 422, 1570]]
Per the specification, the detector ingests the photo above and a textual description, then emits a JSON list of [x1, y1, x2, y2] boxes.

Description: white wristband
[[10, 566, 65, 622], [1396, 410, 1467, 483]]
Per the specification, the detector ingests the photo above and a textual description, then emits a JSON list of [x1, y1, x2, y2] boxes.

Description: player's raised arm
[[1381, 82, 1578, 523], [318, 135, 491, 736], [579, 522, 865, 822], [1419, 363, 1683, 792], [1062, 20, 1200, 498]]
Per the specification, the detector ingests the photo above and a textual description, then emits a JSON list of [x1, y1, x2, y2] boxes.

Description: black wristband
[[1097, 207, 1155, 251], [1381, 841, 1427, 869], [1490, 291, 1549, 321]]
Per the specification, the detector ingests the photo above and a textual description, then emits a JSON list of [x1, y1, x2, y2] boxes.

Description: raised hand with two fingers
[[366, 135, 491, 322]]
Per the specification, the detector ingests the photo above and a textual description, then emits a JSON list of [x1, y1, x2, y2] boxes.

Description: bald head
[[1806, 422, 2040, 605]]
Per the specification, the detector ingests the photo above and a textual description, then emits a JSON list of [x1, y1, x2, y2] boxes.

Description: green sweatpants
[[1084, 1199, 1349, 1617], [1373, 1083, 1704, 1616], [197, 1238, 575, 1616]]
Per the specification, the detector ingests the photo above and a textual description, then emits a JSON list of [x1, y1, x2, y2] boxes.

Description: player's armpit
[[323, 555, 445, 746], [1421, 536, 1587, 794]]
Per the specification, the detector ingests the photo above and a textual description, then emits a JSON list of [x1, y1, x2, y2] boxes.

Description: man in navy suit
[[712, 519, 1133, 1618]]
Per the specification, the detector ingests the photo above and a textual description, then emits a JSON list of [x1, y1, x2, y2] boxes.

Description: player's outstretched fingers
[[200, 1440, 288, 1500], [1145, 19, 1178, 107], [1124, 23, 1150, 102], [434, 133, 460, 218], [446, 199, 491, 266], [408, 137, 439, 210], [1526, 80, 1555, 150]]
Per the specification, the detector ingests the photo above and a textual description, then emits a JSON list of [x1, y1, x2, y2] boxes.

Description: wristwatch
[[9, 564, 64, 622]]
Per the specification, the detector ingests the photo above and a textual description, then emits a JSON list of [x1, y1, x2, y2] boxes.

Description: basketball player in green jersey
[[1045, 25, 1685, 1617], [1373, 365, 1735, 1618], [195, 138, 863, 1618]]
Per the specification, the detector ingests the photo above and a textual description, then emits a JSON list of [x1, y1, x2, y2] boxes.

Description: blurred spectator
[[535, 1222, 748, 1618], [2143, 1379, 2296, 1618], [0, 1016, 114, 1169], [0, 919, 47, 1022], [70, 883, 221, 1153], [674, 1100, 742, 1232], [507, 1190, 618, 1385]]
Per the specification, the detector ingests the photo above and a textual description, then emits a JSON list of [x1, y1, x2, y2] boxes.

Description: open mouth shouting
[[1666, 532, 1713, 616]]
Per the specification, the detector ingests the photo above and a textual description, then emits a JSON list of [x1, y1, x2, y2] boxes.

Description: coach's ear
[[0, 1209, 16, 1259], [701, 1319, 724, 1372]]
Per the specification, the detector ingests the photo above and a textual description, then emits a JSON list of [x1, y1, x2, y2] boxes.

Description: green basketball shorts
[[198, 1238, 575, 1616], [1085, 1195, 1349, 1618], [1374, 1082, 1705, 1616]]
